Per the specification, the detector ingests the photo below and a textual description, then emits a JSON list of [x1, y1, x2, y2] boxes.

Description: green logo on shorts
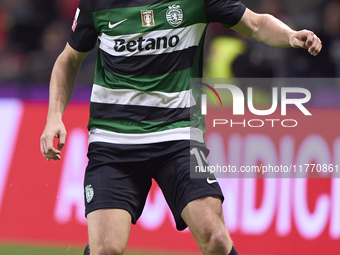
[[85, 185, 94, 203]]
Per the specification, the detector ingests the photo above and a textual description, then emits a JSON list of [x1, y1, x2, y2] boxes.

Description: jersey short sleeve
[[67, 0, 98, 52], [204, 0, 246, 27]]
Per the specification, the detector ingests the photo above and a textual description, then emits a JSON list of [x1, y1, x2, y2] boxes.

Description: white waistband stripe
[[88, 127, 204, 145]]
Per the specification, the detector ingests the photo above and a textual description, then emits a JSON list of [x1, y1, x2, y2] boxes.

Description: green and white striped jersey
[[68, 0, 245, 145]]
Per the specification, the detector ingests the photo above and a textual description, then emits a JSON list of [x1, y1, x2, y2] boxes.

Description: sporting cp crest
[[85, 185, 94, 203], [166, 5, 183, 27]]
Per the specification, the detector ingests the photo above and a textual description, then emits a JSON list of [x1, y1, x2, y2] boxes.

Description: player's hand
[[289, 29, 322, 56], [40, 117, 67, 161]]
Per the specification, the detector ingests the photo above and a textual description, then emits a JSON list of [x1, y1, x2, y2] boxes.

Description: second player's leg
[[87, 208, 131, 255], [181, 195, 233, 255]]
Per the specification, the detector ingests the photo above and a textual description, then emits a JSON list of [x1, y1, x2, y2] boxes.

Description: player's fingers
[[58, 131, 67, 151], [40, 133, 51, 155], [307, 35, 318, 51], [40, 135, 46, 155], [44, 135, 55, 153], [305, 31, 314, 48], [292, 40, 304, 49], [290, 31, 308, 49], [44, 147, 61, 161], [48, 150, 61, 160], [41, 134, 61, 160], [45, 154, 60, 161], [309, 36, 322, 56], [41, 142, 50, 160], [315, 43, 322, 55]]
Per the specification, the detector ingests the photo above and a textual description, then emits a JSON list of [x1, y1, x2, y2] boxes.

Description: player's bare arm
[[232, 8, 322, 56], [40, 43, 89, 161]]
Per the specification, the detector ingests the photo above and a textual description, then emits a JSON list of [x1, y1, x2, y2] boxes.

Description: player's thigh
[[153, 141, 224, 231], [181, 195, 231, 244], [84, 142, 152, 224], [87, 208, 131, 254]]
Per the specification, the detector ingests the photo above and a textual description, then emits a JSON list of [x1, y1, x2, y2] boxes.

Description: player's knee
[[90, 244, 125, 255], [199, 227, 231, 254], [209, 229, 230, 252]]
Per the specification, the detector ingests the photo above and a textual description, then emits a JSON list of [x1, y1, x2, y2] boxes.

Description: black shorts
[[84, 140, 224, 231]]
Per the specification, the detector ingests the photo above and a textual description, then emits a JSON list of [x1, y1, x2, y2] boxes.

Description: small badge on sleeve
[[72, 8, 80, 32], [85, 185, 94, 203]]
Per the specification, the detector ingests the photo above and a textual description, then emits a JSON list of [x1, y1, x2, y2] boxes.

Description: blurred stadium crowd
[[0, 0, 339, 85]]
